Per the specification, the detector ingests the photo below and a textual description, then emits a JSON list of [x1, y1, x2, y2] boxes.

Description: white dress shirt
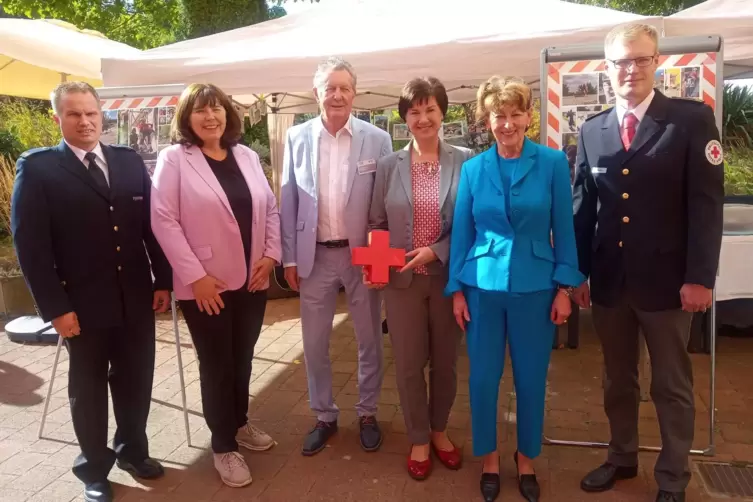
[[314, 116, 352, 242], [615, 89, 655, 129], [65, 140, 110, 186]]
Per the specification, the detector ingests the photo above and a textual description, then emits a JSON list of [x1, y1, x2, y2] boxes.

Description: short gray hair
[[313, 56, 357, 91], [604, 23, 660, 55], [50, 81, 101, 115]]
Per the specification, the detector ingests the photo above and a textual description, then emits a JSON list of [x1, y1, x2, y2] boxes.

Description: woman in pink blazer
[[150, 84, 281, 489]]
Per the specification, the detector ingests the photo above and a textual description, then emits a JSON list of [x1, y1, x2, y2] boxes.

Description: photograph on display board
[[443, 121, 465, 140], [392, 123, 411, 141], [562, 109, 577, 133], [664, 68, 681, 97], [355, 110, 371, 123], [101, 110, 118, 145], [128, 108, 158, 158], [117, 110, 134, 147], [654, 69, 665, 90], [157, 107, 174, 147], [562, 73, 599, 106], [682, 67, 700, 99], [599, 73, 616, 105], [467, 121, 492, 153], [373, 115, 388, 132]]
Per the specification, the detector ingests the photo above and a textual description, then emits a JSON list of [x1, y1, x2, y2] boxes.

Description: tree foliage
[[0, 0, 182, 49], [565, 0, 703, 16], [178, 0, 268, 40]]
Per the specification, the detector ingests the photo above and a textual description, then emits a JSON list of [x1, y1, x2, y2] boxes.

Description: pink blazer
[[150, 144, 282, 300]]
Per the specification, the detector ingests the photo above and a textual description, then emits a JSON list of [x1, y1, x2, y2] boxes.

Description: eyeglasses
[[607, 55, 657, 69]]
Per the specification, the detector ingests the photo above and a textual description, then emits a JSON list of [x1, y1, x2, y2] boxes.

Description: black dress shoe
[[480, 472, 500, 501], [116, 457, 165, 479], [514, 451, 540, 502], [359, 416, 383, 452], [580, 462, 638, 492], [84, 480, 113, 502], [302, 420, 338, 456], [656, 490, 685, 502]]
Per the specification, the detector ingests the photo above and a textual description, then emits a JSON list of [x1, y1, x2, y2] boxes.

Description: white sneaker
[[236, 423, 276, 451], [213, 451, 252, 488]]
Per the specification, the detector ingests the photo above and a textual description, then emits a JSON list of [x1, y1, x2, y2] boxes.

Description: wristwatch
[[558, 285, 575, 297]]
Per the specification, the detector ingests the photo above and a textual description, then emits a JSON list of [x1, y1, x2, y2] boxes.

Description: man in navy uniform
[[572, 24, 724, 502], [11, 82, 172, 502]]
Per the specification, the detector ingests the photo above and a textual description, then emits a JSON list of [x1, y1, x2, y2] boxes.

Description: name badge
[[591, 167, 607, 174], [357, 159, 377, 174], [133, 196, 144, 201]]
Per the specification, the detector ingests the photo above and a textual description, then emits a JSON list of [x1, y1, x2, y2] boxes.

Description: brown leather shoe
[[581, 462, 638, 492]]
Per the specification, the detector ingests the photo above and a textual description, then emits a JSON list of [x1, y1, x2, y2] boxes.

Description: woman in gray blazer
[[368, 77, 472, 481]]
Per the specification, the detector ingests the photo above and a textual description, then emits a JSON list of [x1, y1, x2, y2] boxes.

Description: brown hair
[[50, 82, 101, 115], [171, 83, 241, 148], [475, 76, 532, 123], [398, 77, 449, 121]]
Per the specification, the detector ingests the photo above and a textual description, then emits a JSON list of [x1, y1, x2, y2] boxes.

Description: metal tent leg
[[543, 289, 717, 457], [172, 293, 192, 447], [38, 335, 64, 439]]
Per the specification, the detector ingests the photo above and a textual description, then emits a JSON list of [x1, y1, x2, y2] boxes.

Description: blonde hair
[[50, 81, 101, 115], [475, 76, 532, 123], [604, 23, 659, 54]]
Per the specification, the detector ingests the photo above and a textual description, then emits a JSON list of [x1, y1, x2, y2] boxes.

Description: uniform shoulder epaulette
[[108, 144, 137, 153], [19, 146, 53, 159], [584, 106, 613, 123]]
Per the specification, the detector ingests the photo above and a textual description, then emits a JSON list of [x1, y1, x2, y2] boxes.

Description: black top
[[204, 150, 253, 270]]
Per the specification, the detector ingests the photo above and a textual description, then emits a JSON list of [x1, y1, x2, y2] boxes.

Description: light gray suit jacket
[[369, 140, 473, 289], [280, 116, 393, 279]]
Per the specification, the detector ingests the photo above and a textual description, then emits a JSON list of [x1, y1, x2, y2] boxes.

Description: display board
[[543, 49, 719, 182]]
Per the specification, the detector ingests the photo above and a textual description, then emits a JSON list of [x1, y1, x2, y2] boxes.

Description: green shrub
[[722, 84, 753, 148], [725, 147, 753, 195], [0, 100, 61, 155], [0, 130, 23, 160]]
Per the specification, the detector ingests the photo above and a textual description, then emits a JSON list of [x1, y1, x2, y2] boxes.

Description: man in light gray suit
[[280, 57, 393, 456]]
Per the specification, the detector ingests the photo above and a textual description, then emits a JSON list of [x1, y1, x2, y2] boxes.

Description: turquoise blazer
[[445, 138, 584, 295]]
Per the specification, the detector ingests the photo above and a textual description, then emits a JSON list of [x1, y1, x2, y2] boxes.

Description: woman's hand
[[550, 289, 572, 325], [453, 291, 471, 332], [362, 269, 386, 289], [400, 246, 438, 273], [248, 256, 276, 292], [192, 275, 228, 315]]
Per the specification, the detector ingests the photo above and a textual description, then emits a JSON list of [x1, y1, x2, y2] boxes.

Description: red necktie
[[621, 112, 638, 150]]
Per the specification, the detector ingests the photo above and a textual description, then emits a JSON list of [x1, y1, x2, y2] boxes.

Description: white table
[[717, 235, 753, 301]]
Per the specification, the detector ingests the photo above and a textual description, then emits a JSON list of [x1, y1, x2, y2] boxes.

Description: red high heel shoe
[[431, 441, 463, 470], [407, 449, 432, 481]]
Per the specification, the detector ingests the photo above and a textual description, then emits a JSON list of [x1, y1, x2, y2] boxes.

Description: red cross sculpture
[[710, 144, 721, 161], [351, 230, 406, 285]]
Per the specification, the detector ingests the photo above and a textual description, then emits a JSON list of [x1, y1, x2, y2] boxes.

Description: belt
[[317, 239, 349, 248]]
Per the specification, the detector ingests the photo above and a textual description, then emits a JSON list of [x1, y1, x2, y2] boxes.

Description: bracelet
[[558, 286, 574, 297]]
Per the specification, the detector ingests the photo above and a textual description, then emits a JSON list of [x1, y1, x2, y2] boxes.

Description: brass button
[[618, 241, 623, 247], [109, 206, 114, 212], [622, 193, 629, 200], [117, 266, 122, 271], [116, 246, 121, 252], [622, 216, 630, 223], [113, 225, 119, 231], [622, 168, 629, 175]]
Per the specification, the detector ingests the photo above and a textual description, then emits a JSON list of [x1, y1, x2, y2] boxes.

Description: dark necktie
[[621, 112, 638, 150], [84, 152, 109, 191]]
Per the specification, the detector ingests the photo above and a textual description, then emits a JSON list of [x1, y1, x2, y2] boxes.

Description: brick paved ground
[[0, 295, 751, 501]]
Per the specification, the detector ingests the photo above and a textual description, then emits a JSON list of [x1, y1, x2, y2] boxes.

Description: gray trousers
[[592, 295, 694, 492], [384, 274, 461, 445], [299, 246, 383, 422]]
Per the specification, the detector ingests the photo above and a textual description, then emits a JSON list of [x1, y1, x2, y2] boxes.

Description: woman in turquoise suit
[[446, 76, 585, 502]]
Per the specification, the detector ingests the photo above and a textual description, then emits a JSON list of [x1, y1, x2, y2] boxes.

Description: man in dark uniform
[[572, 24, 724, 502], [11, 82, 172, 502]]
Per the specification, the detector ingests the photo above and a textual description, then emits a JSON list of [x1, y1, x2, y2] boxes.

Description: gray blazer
[[369, 140, 473, 289]]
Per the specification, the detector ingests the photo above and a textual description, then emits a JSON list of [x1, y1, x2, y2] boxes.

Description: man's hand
[[52, 312, 81, 338], [573, 283, 591, 309], [284, 266, 300, 292], [153, 290, 170, 314], [400, 247, 438, 273], [191, 275, 228, 315], [248, 257, 276, 292], [680, 283, 712, 313], [362, 269, 386, 289]]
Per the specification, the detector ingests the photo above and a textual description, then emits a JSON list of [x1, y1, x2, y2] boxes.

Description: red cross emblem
[[351, 230, 406, 284], [705, 140, 724, 166]]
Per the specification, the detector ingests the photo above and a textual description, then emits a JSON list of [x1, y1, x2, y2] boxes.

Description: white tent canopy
[[0, 18, 140, 99], [101, 0, 659, 113], [665, 0, 753, 79]]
